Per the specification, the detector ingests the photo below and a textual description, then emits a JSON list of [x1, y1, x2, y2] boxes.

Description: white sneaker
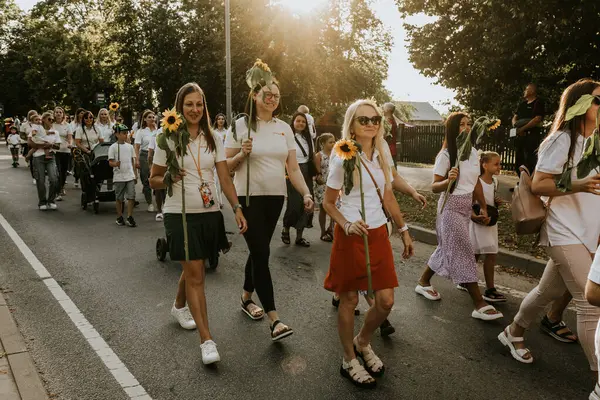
[[32, 179, 36, 185], [48, 203, 58, 210], [39, 204, 48, 211], [55, 195, 63, 202], [74, 182, 79, 188], [200, 340, 221, 365], [147, 204, 156, 212], [171, 304, 197, 330], [155, 213, 164, 222]]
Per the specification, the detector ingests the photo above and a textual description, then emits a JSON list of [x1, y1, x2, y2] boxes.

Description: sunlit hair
[[174, 82, 216, 154], [317, 132, 335, 151], [74, 108, 86, 124], [96, 108, 110, 125], [546, 78, 600, 163], [298, 105, 309, 114], [479, 150, 500, 176], [212, 113, 228, 130], [53, 107, 66, 124], [27, 110, 38, 121], [140, 109, 155, 129], [341, 99, 391, 186]]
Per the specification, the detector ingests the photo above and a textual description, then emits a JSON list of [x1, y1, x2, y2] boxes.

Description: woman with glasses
[[499, 79, 600, 371], [225, 80, 314, 341], [53, 107, 73, 199], [135, 109, 161, 213], [414, 112, 504, 321], [75, 111, 103, 154], [281, 112, 316, 247]]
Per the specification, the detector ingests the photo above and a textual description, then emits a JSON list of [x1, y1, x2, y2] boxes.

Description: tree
[[397, 0, 600, 119]]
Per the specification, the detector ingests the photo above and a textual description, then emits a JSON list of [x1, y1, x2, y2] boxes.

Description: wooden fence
[[316, 124, 527, 172]]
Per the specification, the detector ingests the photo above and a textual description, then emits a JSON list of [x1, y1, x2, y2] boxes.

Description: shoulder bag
[[359, 158, 394, 237]]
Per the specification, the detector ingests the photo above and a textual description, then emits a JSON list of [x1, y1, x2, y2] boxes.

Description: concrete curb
[[409, 225, 547, 278], [0, 294, 48, 400]]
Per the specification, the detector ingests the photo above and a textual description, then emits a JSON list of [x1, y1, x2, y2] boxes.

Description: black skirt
[[283, 162, 313, 229], [164, 211, 229, 264]]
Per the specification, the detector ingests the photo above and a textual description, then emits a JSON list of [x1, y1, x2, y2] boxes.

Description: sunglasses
[[593, 96, 600, 106], [354, 116, 382, 126]]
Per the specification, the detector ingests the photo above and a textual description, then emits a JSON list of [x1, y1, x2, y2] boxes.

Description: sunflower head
[[161, 107, 183, 132], [246, 59, 274, 89], [489, 119, 501, 131], [334, 139, 359, 160], [109, 102, 119, 112]]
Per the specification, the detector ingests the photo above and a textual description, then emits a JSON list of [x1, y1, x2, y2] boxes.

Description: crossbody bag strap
[[294, 135, 308, 158], [359, 157, 391, 219]]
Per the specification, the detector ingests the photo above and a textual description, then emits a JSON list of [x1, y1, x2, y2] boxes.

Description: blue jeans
[[32, 155, 59, 206]]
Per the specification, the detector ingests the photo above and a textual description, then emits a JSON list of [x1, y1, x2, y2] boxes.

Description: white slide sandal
[[471, 305, 503, 321], [498, 327, 533, 364], [415, 285, 441, 301]]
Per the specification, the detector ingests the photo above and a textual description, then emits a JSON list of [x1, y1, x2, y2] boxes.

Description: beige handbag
[[511, 166, 548, 235]]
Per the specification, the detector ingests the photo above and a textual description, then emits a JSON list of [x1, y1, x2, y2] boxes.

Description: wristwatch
[[232, 204, 243, 213], [398, 225, 409, 234]]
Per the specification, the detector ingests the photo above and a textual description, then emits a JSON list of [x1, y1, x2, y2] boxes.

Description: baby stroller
[[74, 143, 115, 213]]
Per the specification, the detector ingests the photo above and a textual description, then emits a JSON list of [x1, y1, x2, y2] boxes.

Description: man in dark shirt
[[512, 83, 545, 175]]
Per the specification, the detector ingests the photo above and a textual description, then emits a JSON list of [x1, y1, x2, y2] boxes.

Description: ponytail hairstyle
[[317, 132, 335, 151], [479, 150, 500, 176]]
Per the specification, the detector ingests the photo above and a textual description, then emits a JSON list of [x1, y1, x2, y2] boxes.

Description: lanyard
[[187, 138, 203, 181]]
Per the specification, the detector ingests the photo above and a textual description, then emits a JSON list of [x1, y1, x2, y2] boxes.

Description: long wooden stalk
[[357, 158, 373, 298], [246, 101, 253, 206]]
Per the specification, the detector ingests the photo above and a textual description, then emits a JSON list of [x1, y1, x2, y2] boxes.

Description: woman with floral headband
[[499, 79, 600, 372], [225, 69, 314, 341], [323, 99, 413, 388]]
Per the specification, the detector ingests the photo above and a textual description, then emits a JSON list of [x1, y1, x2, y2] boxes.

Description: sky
[[14, 0, 457, 113]]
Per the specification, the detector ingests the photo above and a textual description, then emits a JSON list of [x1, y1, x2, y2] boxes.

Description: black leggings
[[55, 152, 70, 190], [241, 195, 284, 313]]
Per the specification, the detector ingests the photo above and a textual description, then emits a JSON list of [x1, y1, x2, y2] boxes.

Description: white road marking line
[[0, 214, 152, 399]]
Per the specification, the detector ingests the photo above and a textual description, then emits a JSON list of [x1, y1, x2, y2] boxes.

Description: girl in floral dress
[[314, 133, 335, 241]]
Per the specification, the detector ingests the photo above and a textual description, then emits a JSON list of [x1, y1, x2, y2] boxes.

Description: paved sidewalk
[[0, 293, 48, 400], [397, 164, 519, 201]]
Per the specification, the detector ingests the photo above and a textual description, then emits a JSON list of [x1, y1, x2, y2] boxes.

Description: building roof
[[396, 101, 443, 122]]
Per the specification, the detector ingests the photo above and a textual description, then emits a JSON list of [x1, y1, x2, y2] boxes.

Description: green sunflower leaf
[[565, 94, 595, 121]]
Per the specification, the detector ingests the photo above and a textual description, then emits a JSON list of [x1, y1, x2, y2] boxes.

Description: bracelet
[[232, 204, 242, 213], [303, 194, 313, 199], [343, 221, 352, 235], [398, 225, 409, 234]]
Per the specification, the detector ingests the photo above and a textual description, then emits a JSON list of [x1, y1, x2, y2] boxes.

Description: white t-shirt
[[8, 133, 20, 147], [52, 122, 73, 153], [537, 130, 600, 253], [588, 245, 600, 284], [224, 117, 295, 197], [95, 122, 113, 142], [75, 126, 102, 150], [28, 126, 62, 158], [153, 132, 225, 214], [148, 135, 156, 151], [327, 149, 393, 229], [108, 142, 136, 182], [433, 148, 480, 196], [214, 128, 227, 143], [294, 133, 311, 164], [135, 127, 160, 152]]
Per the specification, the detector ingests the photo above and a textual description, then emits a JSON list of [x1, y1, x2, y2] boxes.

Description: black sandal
[[540, 315, 578, 343], [281, 229, 290, 245], [482, 287, 507, 303], [320, 233, 333, 242], [295, 238, 310, 247], [240, 296, 264, 321], [353, 340, 385, 377], [270, 320, 294, 341]]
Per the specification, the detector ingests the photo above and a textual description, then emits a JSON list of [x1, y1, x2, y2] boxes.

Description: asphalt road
[[0, 145, 594, 400]]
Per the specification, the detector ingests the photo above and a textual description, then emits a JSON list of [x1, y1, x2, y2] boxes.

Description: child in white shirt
[[7, 126, 21, 167], [108, 126, 138, 227]]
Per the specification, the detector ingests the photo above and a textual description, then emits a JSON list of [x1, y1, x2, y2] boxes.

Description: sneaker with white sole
[[33, 179, 37, 185], [48, 203, 58, 210], [147, 204, 156, 212], [74, 182, 79, 188], [590, 383, 600, 400], [200, 340, 221, 365], [39, 204, 48, 211], [55, 195, 63, 201], [155, 213, 164, 222], [171, 304, 197, 330]]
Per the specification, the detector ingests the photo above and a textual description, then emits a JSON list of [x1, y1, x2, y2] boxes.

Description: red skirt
[[324, 224, 398, 293]]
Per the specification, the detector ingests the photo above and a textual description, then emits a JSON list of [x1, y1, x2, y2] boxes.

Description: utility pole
[[225, 0, 232, 125]]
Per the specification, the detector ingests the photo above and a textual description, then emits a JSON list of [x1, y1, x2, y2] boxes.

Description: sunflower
[[161, 108, 183, 132], [489, 119, 501, 131], [109, 102, 119, 112], [254, 58, 271, 73], [334, 139, 359, 160]]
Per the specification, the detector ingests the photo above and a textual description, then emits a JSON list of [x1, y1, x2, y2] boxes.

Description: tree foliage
[[0, 0, 393, 124], [397, 0, 600, 119]]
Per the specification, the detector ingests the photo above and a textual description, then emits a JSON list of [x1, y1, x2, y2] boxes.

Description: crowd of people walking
[[2, 77, 600, 397]]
